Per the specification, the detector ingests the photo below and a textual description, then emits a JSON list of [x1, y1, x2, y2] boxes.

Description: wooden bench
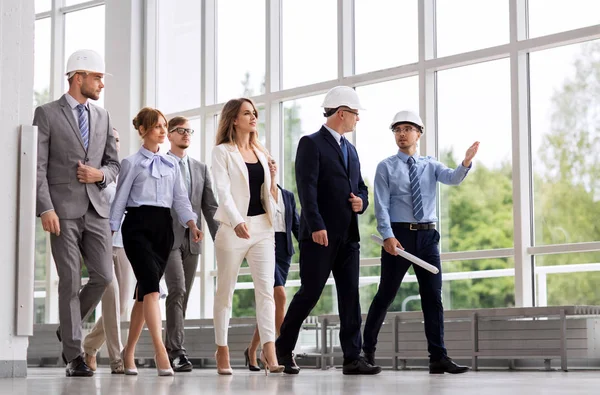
[[317, 306, 600, 371]]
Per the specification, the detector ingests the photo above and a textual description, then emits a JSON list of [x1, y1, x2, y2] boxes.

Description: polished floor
[[4, 368, 598, 395]]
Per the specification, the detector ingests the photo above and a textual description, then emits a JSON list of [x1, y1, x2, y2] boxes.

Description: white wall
[[0, 0, 35, 378]]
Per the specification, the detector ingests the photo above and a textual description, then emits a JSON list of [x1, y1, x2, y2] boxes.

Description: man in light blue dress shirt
[[362, 110, 479, 374]]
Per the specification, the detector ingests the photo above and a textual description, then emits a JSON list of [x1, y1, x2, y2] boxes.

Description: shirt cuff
[[39, 209, 54, 217], [110, 220, 121, 232], [380, 228, 395, 241], [97, 171, 107, 188]]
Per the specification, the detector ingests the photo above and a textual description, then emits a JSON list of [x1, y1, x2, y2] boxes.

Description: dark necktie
[[407, 157, 424, 221], [340, 136, 349, 169]]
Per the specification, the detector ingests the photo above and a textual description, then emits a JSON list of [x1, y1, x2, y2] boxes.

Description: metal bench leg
[[471, 312, 479, 371], [560, 309, 568, 371], [321, 318, 328, 370], [544, 359, 552, 371], [392, 315, 399, 370]]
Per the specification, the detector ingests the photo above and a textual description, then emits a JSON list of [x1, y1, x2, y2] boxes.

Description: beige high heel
[[154, 355, 174, 376], [121, 347, 138, 376], [215, 351, 233, 375], [260, 352, 284, 376]]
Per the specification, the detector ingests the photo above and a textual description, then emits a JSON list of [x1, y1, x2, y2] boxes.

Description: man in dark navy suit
[[276, 86, 381, 375]]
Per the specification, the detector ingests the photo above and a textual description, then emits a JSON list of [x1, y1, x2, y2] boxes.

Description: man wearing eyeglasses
[[164, 116, 219, 372], [362, 110, 479, 374]]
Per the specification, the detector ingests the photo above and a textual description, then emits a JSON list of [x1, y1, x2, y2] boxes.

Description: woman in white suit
[[211, 98, 283, 375]]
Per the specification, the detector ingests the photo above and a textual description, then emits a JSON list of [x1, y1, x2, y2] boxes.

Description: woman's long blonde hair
[[215, 98, 269, 156]]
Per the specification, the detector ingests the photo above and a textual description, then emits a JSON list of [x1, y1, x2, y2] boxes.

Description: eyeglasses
[[169, 127, 195, 135], [342, 109, 359, 117], [392, 125, 419, 134]]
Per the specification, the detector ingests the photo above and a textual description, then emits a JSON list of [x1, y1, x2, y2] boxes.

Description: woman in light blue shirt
[[110, 107, 202, 376]]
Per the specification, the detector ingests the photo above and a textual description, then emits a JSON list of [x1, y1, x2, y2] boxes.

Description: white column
[[265, 0, 282, 171], [0, 0, 34, 378], [418, 0, 436, 159], [199, 0, 218, 318], [509, 0, 533, 307], [104, 0, 144, 157]]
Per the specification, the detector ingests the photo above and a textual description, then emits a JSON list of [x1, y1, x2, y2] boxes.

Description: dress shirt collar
[[396, 150, 420, 164], [323, 124, 343, 145], [65, 92, 89, 110], [139, 145, 163, 159], [167, 150, 188, 165]]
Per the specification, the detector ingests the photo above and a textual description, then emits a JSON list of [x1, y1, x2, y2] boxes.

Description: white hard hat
[[65, 49, 110, 76], [390, 110, 424, 131], [321, 86, 365, 111]]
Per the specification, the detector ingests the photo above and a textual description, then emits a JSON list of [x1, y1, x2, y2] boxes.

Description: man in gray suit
[[34, 49, 120, 377], [164, 116, 219, 372]]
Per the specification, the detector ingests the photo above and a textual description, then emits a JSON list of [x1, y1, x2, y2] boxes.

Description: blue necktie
[[340, 136, 349, 169], [407, 157, 424, 221], [76, 104, 89, 150]]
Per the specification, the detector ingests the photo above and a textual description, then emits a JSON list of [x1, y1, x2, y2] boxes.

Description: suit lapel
[[59, 96, 86, 151], [230, 146, 249, 184], [319, 127, 348, 175]]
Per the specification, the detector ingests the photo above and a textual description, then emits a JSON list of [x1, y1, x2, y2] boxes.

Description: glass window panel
[[217, 0, 265, 102], [354, 0, 418, 74], [34, 18, 51, 108], [437, 59, 513, 252], [354, 77, 419, 258], [35, 0, 51, 13], [535, 252, 600, 306], [530, 41, 600, 246], [65, 0, 90, 6], [436, 0, 508, 57], [157, 0, 201, 113], [443, 258, 515, 309], [282, 0, 337, 89], [528, 0, 600, 38], [64, 5, 106, 107]]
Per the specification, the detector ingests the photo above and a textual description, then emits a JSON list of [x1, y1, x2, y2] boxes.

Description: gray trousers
[[50, 205, 113, 362], [164, 234, 199, 358]]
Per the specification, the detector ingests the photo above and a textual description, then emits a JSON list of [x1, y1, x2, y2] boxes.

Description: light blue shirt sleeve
[[434, 160, 471, 185], [374, 161, 395, 240], [110, 158, 135, 231]]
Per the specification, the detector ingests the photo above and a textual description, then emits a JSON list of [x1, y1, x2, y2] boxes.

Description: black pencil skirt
[[122, 205, 174, 302]]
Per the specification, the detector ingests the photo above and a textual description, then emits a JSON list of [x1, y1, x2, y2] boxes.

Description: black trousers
[[362, 225, 447, 361], [276, 235, 362, 362], [122, 205, 174, 302]]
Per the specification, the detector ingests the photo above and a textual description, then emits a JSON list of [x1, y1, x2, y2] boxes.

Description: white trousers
[[213, 214, 276, 346]]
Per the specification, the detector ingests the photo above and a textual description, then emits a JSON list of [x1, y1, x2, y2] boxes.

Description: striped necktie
[[407, 156, 424, 221], [76, 104, 89, 150]]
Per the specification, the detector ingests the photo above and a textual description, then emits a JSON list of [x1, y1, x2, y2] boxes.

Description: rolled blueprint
[[370, 234, 440, 274]]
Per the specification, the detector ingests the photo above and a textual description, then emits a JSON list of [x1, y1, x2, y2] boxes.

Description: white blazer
[[211, 143, 277, 228]]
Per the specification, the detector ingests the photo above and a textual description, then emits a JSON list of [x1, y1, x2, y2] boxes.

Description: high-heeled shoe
[[121, 347, 138, 376], [154, 355, 174, 376], [215, 351, 233, 375], [244, 348, 261, 372], [259, 352, 284, 376]]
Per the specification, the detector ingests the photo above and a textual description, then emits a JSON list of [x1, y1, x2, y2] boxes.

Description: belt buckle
[[409, 223, 418, 231]]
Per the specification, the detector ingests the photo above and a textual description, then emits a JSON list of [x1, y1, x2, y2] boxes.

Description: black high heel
[[244, 348, 261, 372]]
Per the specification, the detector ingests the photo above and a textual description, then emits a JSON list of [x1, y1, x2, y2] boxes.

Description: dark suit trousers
[[362, 225, 447, 361], [276, 236, 362, 362]]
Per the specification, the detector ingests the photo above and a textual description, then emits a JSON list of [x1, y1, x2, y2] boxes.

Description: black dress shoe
[[363, 351, 375, 366], [277, 353, 300, 375], [342, 357, 382, 375], [172, 354, 193, 372], [65, 355, 94, 377], [244, 348, 260, 372], [429, 356, 469, 374]]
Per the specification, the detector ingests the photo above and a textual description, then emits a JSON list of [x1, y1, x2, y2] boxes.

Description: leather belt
[[393, 222, 436, 231]]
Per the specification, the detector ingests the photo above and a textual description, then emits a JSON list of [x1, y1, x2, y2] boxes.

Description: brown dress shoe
[[84, 353, 97, 371]]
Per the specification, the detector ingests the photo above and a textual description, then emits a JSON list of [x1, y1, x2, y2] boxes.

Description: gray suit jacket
[[34, 94, 120, 219], [171, 156, 219, 254]]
